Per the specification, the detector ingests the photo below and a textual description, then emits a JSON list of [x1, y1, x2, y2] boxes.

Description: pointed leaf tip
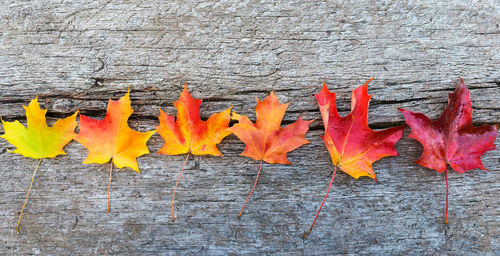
[[231, 110, 243, 120], [363, 77, 375, 87]]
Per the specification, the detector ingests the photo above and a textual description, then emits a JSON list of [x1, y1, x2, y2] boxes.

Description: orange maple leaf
[[304, 78, 404, 238], [1, 97, 77, 233], [229, 91, 312, 218], [75, 91, 156, 212], [157, 83, 232, 222]]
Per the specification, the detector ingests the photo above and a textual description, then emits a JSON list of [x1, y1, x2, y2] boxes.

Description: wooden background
[[0, 1, 498, 255]]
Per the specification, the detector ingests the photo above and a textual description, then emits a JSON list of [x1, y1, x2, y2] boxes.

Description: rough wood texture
[[0, 1, 498, 255]]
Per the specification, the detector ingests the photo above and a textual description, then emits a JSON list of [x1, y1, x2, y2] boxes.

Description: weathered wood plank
[[0, 1, 498, 255]]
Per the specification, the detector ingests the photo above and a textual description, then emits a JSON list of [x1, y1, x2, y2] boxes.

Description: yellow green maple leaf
[[0, 97, 78, 233], [1, 97, 78, 158]]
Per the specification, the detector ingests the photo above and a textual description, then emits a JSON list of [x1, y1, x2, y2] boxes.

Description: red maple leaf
[[304, 78, 404, 238], [399, 78, 497, 224]]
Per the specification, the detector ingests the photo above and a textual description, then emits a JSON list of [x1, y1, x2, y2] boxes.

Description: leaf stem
[[238, 159, 263, 219], [444, 169, 449, 224], [16, 159, 42, 234], [107, 162, 113, 213], [172, 152, 190, 222], [303, 165, 337, 239]]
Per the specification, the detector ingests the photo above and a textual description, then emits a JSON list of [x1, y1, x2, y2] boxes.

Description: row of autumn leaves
[[1, 78, 497, 238]]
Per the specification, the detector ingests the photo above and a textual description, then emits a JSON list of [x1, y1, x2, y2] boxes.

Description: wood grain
[[0, 1, 498, 255]]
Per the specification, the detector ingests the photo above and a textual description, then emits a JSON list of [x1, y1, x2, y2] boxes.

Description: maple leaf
[[399, 78, 497, 224], [1, 97, 77, 233], [304, 78, 404, 238], [157, 83, 232, 222], [229, 91, 312, 218], [75, 91, 156, 212]]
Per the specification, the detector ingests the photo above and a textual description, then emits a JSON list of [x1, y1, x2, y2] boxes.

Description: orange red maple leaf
[[304, 78, 404, 238], [156, 84, 232, 221], [157, 84, 232, 156], [229, 91, 312, 218], [316, 78, 404, 180], [76, 91, 156, 212]]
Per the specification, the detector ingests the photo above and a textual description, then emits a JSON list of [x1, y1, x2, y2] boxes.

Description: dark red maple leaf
[[399, 78, 497, 224]]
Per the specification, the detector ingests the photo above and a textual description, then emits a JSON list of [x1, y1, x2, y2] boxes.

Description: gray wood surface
[[0, 1, 498, 255]]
